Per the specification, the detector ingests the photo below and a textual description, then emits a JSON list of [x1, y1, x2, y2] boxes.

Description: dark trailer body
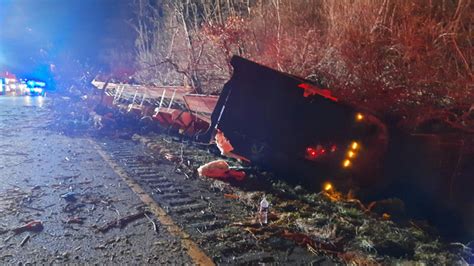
[[208, 56, 473, 240], [208, 56, 383, 190]]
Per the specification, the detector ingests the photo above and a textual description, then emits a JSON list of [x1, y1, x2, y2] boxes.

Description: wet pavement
[[0, 96, 320, 265], [0, 96, 193, 264], [1, 95, 468, 265]]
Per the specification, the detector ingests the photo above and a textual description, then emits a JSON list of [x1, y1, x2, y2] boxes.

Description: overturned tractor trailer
[[206, 56, 389, 192], [205, 56, 473, 239]]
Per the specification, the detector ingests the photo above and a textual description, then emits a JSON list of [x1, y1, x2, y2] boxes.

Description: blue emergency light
[[26, 79, 47, 95], [26, 80, 46, 88]]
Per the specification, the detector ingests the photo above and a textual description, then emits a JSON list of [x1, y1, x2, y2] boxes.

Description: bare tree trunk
[[177, 1, 203, 93], [272, 0, 282, 71]]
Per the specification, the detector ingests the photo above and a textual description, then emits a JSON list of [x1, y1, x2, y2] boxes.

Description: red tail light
[[305, 144, 337, 160]]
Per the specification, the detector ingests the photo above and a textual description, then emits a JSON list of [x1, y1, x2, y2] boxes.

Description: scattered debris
[[19, 234, 31, 247], [61, 192, 77, 202], [280, 230, 343, 255], [55, 174, 80, 180], [25, 84, 466, 264], [197, 160, 245, 181], [144, 213, 158, 233], [97, 211, 151, 233], [3, 234, 13, 243], [12, 220, 43, 234], [223, 194, 239, 200], [65, 217, 85, 224], [214, 130, 233, 156], [164, 153, 177, 162], [43, 203, 55, 209], [214, 130, 250, 163], [63, 203, 85, 213], [130, 133, 468, 264], [259, 196, 269, 225]]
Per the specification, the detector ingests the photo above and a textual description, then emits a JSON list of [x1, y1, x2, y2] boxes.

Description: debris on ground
[[214, 130, 250, 163], [64, 217, 85, 225], [61, 192, 77, 202], [25, 91, 469, 264], [197, 160, 246, 181], [259, 196, 269, 225], [0, 95, 193, 264], [96, 211, 152, 233], [223, 194, 240, 200], [131, 133, 469, 265], [63, 202, 85, 213], [12, 221, 43, 234], [144, 213, 159, 233], [19, 235, 31, 247]]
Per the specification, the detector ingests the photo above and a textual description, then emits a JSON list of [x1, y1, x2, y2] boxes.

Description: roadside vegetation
[[131, 0, 472, 133]]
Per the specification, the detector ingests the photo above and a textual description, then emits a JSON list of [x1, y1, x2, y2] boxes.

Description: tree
[[131, 0, 473, 131]]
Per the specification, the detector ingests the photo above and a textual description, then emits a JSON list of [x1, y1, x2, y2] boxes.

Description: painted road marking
[[91, 140, 215, 266]]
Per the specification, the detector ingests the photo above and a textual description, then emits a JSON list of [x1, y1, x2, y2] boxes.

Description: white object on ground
[[259, 196, 269, 225]]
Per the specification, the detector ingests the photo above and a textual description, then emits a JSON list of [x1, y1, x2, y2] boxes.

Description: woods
[[132, 0, 472, 132]]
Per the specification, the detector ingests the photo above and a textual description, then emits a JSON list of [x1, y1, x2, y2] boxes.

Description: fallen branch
[[54, 174, 81, 180], [280, 230, 344, 255], [21, 205, 45, 212], [97, 211, 151, 233], [64, 217, 85, 225], [19, 235, 30, 247], [224, 193, 240, 200], [144, 212, 158, 233]]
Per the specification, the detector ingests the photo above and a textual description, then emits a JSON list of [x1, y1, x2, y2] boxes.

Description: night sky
[[0, 0, 135, 75]]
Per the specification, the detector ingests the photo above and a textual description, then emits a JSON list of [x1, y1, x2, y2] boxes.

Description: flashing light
[[35, 81, 46, 87], [356, 113, 364, 121], [323, 182, 333, 192], [343, 159, 351, 168], [26, 80, 46, 88], [351, 142, 359, 150], [347, 150, 355, 158], [32, 88, 44, 93]]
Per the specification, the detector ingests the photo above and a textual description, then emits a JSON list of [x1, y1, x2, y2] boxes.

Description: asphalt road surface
[[0, 95, 330, 265], [0, 96, 193, 264]]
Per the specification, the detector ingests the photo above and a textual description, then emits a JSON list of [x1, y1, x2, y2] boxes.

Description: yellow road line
[[91, 140, 215, 266]]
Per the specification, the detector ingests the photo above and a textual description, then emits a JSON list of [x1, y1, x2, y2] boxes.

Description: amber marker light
[[343, 159, 351, 168], [347, 150, 355, 158], [351, 142, 359, 150], [356, 113, 364, 121], [323, 182, 333, 192]]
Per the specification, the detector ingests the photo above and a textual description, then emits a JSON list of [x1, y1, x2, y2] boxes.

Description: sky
[[0, 0, 135, 77]]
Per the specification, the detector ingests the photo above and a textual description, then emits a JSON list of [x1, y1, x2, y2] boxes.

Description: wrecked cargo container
[[206, 56, 472, 240], [207, 56, 388, 191]]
